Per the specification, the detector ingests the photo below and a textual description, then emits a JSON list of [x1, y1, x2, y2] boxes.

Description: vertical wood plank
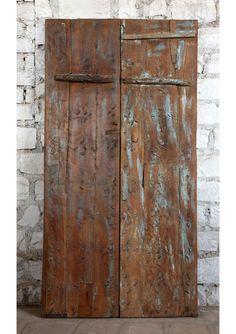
[[120, 19, 197, 317], [42, 19, 70, 316], [66, 19, 120, 317]]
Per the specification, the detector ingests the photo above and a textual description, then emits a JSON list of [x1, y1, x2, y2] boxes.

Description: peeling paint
[[176, 40, 185, 70], [180, 214, 193, 263], [164, 94, 177, 143]]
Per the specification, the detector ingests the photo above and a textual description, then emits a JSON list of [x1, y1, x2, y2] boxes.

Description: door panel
[[43, 19, 197, 318], [43, 19, 120, 318], [120, 20, 197, 317]]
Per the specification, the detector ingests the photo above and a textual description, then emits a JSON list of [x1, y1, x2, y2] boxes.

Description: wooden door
[[42, 19, 120, 317], [42, 19, 197, 318], [120, 20, 198, 317]]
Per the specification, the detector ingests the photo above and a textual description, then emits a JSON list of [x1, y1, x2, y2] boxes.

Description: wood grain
[[43, 19, 197, 318], [120, 19, 197, 317], [42, 19, 70, 317], [43, 19, 120, 318]]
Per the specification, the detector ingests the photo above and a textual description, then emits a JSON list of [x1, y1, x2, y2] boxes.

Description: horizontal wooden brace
[[122, 31, 196, 40], [54, 73, 113, 83], [122, 77, 190, 86]]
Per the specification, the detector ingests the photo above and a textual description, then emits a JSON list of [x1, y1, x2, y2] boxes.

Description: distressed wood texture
[[120, 20, 198, 317], [42, 19, 120, 318]]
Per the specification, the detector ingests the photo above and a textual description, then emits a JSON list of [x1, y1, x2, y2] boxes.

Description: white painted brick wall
[[17, 127, 37, 149], [58, 0, 111, 18], [17, 104, 34, 120], [198, 231, 218, 253], [198, 155, 219, 178], [198, 180, 219, 202], [17, 0, 219, 306], [17, 176, 30, 200], [18, 153, 44, 174], [35, 180, 44, 200], [198, 257, 219, 284], [171, 0, 216, 23], [198, 102, 219, 125], [18, 205, 41, 227], [198, 27, 219, 50], [198, 78, 219, 100]]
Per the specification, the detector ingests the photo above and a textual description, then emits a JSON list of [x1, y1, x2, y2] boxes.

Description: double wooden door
[[42, 19, 197, 318]]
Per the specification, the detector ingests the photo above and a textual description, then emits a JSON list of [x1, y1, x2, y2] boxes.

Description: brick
[[17, 176, 29, 200], [197, 128, 209, 150], [35, 18, 45, 45], [204, 53, 219, 74], [206, 285, 219, 306], [199, 28, 219, 50], [17, 54, 35, 86], [35, 180, 44, 200], [18, 153, 44, 174], [35, 47, 45, 84], [198, 257, 219, 284], [171, 0, 216, 23], [197, 203, 219, 229], [18, 205, 41, 227], [17, 53, 34, 71], [35, 0, 52, 18], [25, 87, 35, 104], [198, 102, 219, 125], [35, 82, 44, 99], [119, 0, 138, 18], [59, 0, 110, 18], [29, 261, 42, 280], [17, 37, 34, 53], [30, 231, 43, 250], [139, 0, 167, 18], [17, 87, 24, 104], [198, 180, 219, 202], [17, 229, 27, 252], [17, 20, 35, 40], [17, 104, 34, 120], [198, 155, 219, 178], [198, 231, 218, 253], [17, 127, 37, 149], [198, 285, 207, 306], [17, 2, 35, 21], [198, 78, 219, 100]]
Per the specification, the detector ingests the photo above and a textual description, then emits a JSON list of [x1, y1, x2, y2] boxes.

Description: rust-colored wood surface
[[42, 19, 120, 318], [120, 19, 198, 317], [43, 19, 197, 318]]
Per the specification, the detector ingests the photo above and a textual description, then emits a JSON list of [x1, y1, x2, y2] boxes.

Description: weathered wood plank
[[54, 73, 113, 83], [122, 31, 196, 40], [65, 19, 120, 317], [42, 19, 70, 317], [122, 77, 190, 86], [120, 19, 197, 317]]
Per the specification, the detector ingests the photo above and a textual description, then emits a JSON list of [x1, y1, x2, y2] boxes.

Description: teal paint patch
[[176, 40, 185, 70], [151, 101, 165, 146], [137, 157, 145, 241], [176, 21, 194, 28], [122, 170, 129, 201], [137, 157, 144, 209], [141, 71, 151, 78], [181, 88, 191, 141], [123, 92, 134, 168], [101, 97, 107, 118], [144, 23, 161, 30], [180, 165, 190, 207], [77, 209, 83, 223], [180, 214, 193, 263], [155, 42, 166, 51], [164, 94, 177, 143]]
